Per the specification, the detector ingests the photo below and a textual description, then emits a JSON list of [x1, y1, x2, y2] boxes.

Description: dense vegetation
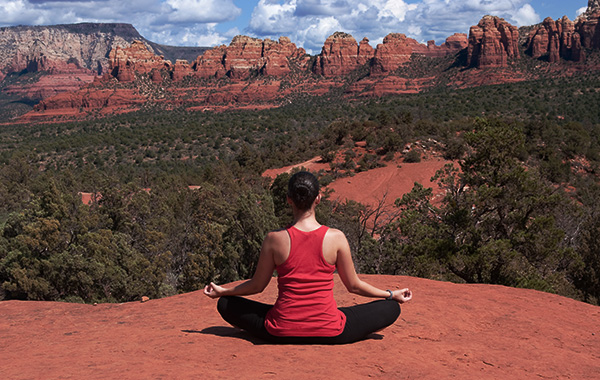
[[1, 72, 599, 304]]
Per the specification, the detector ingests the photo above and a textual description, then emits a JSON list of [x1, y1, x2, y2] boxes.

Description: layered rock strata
[[526, 17, 584, 62], [192, 36, 309, 80], [524, 1, 600, 63], [467, 16, 520, 68], [0, 24, 139, 78], [314, 32, 467, 77], [109, 40, 172, 82], [313, 32, 375, 76]]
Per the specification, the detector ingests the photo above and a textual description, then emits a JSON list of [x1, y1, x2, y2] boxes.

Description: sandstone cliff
[[7, 4, 600, 123], [314, 32, 467, 77], [526, 17, 584, 63], [0, 23, 144, 78], [109, 40, 172, 82], [523, 0, 600, 63], [313, 32, 375, 76], [192, 36, 309, 80], [467, 16, 520, 68]]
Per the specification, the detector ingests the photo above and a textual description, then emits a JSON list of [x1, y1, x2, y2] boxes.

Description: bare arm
[[332, 229, 413, 303], [203, 231, 279, 298]]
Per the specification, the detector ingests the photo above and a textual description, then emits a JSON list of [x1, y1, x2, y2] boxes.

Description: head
[[287, 171, 320, 211]]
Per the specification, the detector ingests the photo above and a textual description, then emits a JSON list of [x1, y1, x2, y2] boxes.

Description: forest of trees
[[1, 73, 599, 305]]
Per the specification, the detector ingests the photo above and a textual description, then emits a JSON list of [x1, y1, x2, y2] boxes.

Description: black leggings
[[216, 296, 401, 344]]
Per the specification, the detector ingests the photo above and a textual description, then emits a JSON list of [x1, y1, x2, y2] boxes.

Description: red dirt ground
[[263, 154, 451, 208], [1, 275, 598, 379]]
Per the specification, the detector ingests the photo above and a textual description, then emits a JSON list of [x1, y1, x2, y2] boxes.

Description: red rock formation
[[150, 68, 163, 83], [4, 72, 96, 99], [370, 34, 418, 75], [261, 37, 306, 76], [171, 60, 193, 81], [313, 32, 375, 76], [467, 16, 520, 68], [314, 32, 467, 77], [412, 34, 468, 58], [35, 88, 145, 111], [526, 17, 584, 63], [192, 36, 307, 80], [109, 40, 171, 82], [193, 45, 228, 78], [576, 11, 600, 49]]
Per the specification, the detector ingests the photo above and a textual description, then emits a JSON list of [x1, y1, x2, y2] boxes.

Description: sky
[[0, 1, 591, 54]]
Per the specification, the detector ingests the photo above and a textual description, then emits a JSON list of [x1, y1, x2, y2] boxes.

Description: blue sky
[[0, 1, 590, 54]]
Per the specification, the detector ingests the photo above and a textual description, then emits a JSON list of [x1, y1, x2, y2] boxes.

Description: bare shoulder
[[325, 227, 345, 238], [263, 229, 290, 247], [324, 227, 349, 246]]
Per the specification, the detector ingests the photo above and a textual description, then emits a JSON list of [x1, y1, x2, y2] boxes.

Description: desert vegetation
[[1, 72, 599, 305]]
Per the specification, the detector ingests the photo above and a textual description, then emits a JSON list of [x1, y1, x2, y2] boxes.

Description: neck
[[292, 207, 320, 229]]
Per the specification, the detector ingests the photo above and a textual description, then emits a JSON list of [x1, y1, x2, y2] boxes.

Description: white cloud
[[165, 0, 241, 24], [512, 4, 540, 26], [245, 0, 547, 53], [248, 0, 423, 52], [248, 0, 298, 35], [576, 7, 587, 17], [299, 16, 343, 51]]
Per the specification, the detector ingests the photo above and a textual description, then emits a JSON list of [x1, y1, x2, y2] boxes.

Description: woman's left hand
[[392, 288, 413, 303]]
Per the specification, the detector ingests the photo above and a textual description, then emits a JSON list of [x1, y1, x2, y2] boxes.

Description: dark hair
[[288, 171, 320, 211]]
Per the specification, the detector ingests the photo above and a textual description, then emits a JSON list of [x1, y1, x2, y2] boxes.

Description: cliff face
[[467, 16, 520, 68], [526, 17, 584, 63], [0, 24, 142, 78], [192, 36, 309, 80], [523, 0, 600, 64], [313, 32, 375, 76], [314, 32, 467, 77], [109, 40, 172, 82]]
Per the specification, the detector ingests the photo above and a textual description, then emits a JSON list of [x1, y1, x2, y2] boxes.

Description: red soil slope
[[326, 158, 449, 208], [263, 154, 451, 208], [1, 275, 598, 379]]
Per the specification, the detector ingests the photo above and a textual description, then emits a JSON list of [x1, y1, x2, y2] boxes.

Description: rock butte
[[3, 6, 600, 121]]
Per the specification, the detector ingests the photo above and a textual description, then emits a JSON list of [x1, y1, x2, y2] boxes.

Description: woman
[[204, 171, 412, 344]]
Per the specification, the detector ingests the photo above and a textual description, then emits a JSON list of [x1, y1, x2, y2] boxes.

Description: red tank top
[[264, 225, 346, 337]]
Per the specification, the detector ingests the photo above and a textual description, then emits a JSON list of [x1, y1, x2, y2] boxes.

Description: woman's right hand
[[392, 288, 413, 303], [203, 282, 226, 298]]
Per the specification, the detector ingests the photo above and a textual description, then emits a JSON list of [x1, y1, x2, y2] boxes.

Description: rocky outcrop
[[0, 24, 141, 78], [370, 33, 468, 75], [192, 36, 308, 80], [171, 60, 193, 81], [34, 88, 145, 111], [370, 34, 419, 75], [583, 0, 600, 18], [109, 40, 172, 82], [526, 17, 584, 62], [313, 32, 467, 77], [412, 34, 469, 58], [313, 32, 375, 76], [524, 2, 600, 64], [467, 16, 520, 68], [575, 11, 600, 50]]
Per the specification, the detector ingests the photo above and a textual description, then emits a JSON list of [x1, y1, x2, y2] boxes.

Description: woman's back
[[264, 225, 346, 337]]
